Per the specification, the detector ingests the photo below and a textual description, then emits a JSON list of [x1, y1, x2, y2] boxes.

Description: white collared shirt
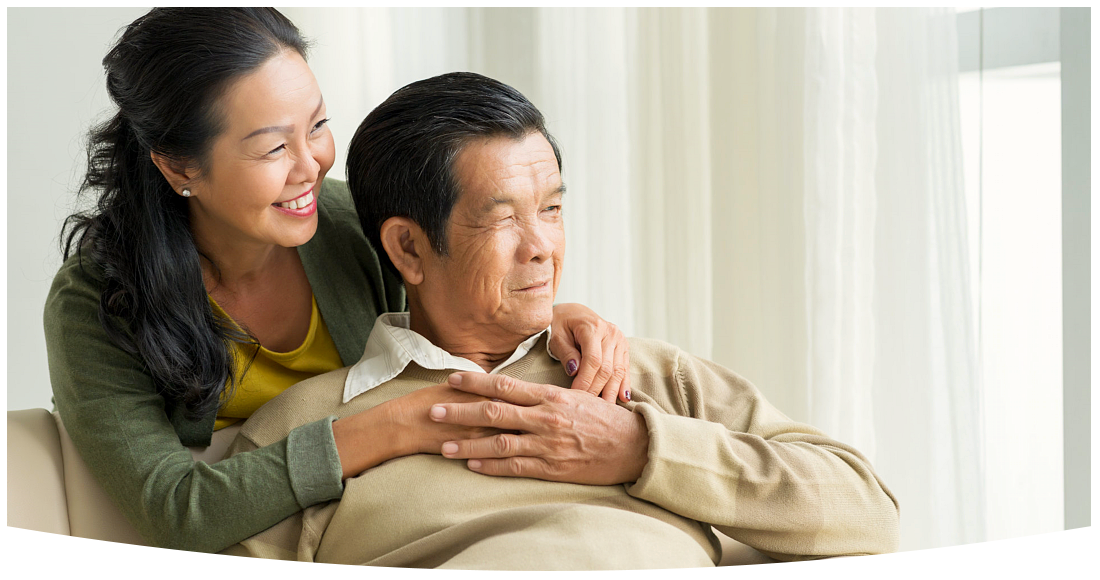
[[343, 312, 556, 403]]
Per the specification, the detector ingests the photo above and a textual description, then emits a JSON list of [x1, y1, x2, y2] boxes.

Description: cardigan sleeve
[[622, 338, 900, 561], [44, 254, 344, 553]]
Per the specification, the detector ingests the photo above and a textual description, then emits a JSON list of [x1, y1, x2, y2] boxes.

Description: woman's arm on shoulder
[[44, 255, 343, 552]]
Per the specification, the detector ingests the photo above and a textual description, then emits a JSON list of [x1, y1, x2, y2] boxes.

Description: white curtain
[[285, 7, 984, 551], [801, 8, 985, 548]]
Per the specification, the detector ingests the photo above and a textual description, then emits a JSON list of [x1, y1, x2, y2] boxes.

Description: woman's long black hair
[[61, 8, 310, 420]]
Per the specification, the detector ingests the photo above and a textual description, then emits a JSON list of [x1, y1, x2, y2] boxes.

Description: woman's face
[[186, 49, 335, 254]]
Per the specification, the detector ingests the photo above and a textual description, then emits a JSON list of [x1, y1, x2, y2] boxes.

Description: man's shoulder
[[239, 366, 353, 445], [625, 337, 684, 372], [626, 336, 681, 354], [626, 336, 760, 395], [284, 366, 353, 400], [264, 366, 351, 416]]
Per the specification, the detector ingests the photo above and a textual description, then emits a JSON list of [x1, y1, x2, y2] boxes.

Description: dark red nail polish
[[624, 390, 632, 401], [566, 359, 578, 375]]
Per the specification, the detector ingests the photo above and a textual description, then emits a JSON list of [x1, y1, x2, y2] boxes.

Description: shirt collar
[[343, 312, 554, 403]]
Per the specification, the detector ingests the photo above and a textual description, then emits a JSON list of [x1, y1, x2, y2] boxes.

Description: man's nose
[[520, 221, 556, 263]]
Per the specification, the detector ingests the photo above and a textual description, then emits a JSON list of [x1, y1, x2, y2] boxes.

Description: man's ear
[[149, 151, 197, 196], [379, 217, 427, 286]]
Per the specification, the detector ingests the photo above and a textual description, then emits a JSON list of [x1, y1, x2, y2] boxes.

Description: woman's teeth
[[277, 191, 314, 210]]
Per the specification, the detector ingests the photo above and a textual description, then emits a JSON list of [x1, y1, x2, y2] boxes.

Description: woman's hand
[[429, 373, 650, 485], [384, 382, 506, 455], [332, 382, 501, 479], [549, 303, 631, 403]]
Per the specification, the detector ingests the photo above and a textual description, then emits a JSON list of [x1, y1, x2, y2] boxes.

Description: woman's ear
[[149, 151, 197, 196], [379, 217, 427, 286]]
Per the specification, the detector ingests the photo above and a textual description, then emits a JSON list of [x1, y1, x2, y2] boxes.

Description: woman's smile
[[272, 188, 317, 217]]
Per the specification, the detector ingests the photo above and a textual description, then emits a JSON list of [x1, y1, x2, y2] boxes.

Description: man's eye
[[544, 205, 562, 213]]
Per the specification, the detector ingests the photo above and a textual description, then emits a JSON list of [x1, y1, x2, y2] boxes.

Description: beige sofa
[[7, 408, 243, 545], [7, 408, 773, 566]]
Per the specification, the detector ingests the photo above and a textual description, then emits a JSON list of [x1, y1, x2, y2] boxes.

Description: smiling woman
[[169, 51, 334, 253], [150, 48, 335, 355], [42, 7, 631, 553]]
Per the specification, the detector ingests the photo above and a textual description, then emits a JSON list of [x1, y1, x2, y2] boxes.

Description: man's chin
[[510, 308, 554, 337]]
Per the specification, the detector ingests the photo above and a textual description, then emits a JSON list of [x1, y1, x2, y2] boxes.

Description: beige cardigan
[[222, 336, 899, 569]]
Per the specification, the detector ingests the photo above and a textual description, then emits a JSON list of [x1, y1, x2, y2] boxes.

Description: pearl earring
[[181, 188, 191, 198]]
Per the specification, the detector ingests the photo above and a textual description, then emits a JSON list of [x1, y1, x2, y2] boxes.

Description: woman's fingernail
[[468, 459, 482, 470], [624, 390, 632, 401], [448, 374, 462, 386], [442, 442, 458, 455], [430, 405, 446, 420], [566, 360, 578, 375]]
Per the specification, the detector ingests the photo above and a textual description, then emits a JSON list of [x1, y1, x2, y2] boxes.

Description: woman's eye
[[267, 144, 286, 155], [311, 118, 331, 134]]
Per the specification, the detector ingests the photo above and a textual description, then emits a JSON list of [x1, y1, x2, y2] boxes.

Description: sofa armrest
[[9, 408, 244, 546], [7, 409, 70, 535], [715, 529, 776, 566], [53, 413, 149, 545]]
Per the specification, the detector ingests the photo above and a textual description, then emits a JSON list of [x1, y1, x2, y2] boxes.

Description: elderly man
[[222, 72, 899, 569]]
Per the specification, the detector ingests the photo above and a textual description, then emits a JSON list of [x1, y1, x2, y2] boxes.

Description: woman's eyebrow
[[241, 97, 325, 141]]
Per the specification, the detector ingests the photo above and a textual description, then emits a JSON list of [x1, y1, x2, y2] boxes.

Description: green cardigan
[[43, 178, 405, 552]]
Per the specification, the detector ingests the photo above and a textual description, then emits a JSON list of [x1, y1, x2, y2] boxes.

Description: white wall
[[6, 8, 149, 411]]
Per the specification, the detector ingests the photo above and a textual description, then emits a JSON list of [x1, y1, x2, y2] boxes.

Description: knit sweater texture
[[222, 336, 900, 569], [43, 178, 406, 552]]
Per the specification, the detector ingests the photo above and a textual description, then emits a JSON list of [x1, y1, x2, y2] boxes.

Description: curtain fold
[[802, 7, 880, 461], [869, 8, 985, 548], [285, 7, 983, 551], [625, 8, 715, 358]]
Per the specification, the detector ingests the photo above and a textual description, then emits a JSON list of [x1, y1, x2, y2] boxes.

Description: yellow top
[[211, 295, 344, 430]]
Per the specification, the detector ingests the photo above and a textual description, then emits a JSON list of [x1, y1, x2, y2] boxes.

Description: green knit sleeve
[[44, 254, 343, 552]]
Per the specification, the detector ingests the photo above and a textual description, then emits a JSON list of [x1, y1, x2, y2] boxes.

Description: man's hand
[[549, 303, 631, 403], [427, 372, 650, 485]]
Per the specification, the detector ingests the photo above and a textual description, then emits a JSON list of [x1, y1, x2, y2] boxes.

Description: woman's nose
[[290, 142, 321, 183]]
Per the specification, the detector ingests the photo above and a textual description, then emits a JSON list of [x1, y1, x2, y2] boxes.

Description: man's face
[[417, 132, 565, 343]]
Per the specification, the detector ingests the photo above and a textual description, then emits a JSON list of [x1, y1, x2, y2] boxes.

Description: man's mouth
[[515, 281, 550, 292]]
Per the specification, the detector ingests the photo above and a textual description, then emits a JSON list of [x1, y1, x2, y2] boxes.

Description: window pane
[[960, 61, 1064, 541]]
